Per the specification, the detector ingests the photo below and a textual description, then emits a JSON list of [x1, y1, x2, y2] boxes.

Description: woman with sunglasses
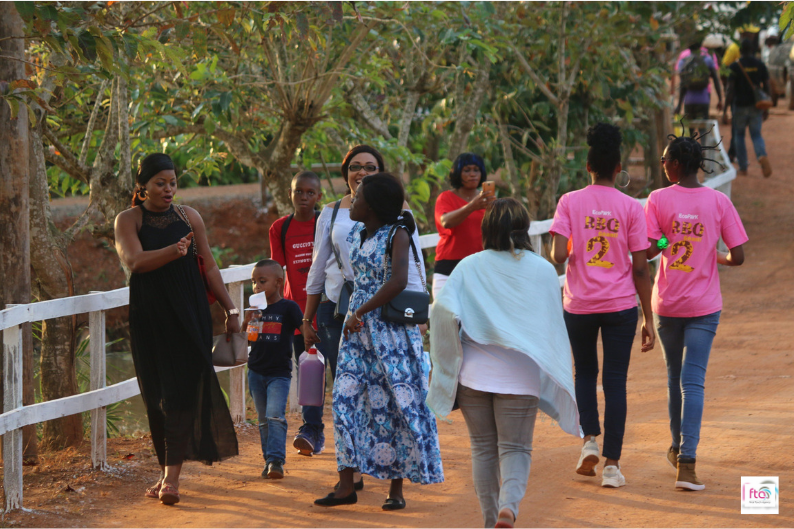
[[300, 146, 426, 486], [549, 123, 655, 488]]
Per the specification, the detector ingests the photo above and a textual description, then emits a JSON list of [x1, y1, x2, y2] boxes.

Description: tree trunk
[[0, 2, 39, 464], [262, 118, 314, 215], [396, 89, 422, 177], [447, 60, 491, 161], [495, 115, 520, 198], [29, 124, 82, 449]]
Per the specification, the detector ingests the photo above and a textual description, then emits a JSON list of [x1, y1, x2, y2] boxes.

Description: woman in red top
[[433, 153, 493, 298]]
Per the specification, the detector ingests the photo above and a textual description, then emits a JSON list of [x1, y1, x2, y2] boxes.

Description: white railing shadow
[[0, 120, 734, 511]]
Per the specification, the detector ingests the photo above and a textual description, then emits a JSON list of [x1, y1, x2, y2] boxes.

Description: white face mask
[[249, 292, 267, 310]]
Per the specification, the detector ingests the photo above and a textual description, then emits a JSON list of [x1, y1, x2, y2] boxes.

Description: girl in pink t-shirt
[[645, 132, 747, 492], [550, 123, 655, 489]]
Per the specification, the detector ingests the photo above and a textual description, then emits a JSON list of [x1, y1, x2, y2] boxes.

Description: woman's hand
[[302, 321, 321, 347], [225, 313, 240, 338], [468, 190, 493, 211], [174, 232, 194, 257], [343, 312, 364, 339], [641, 319, 655, 352]]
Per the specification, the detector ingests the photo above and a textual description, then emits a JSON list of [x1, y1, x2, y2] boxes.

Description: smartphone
[[482, 181, 495, 197]]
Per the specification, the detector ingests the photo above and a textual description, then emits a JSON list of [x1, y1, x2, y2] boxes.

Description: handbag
[[328, 200, 355, 322], [380, 224, 430, 325], [175, 204, 217, 304], [212, 332, 249, 367], [737, 61, 773, 110]]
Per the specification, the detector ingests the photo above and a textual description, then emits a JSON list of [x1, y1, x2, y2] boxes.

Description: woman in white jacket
[[428, 198, 579, 528]]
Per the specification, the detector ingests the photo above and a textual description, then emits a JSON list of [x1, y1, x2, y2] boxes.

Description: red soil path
[[4, 108, 793, 527]]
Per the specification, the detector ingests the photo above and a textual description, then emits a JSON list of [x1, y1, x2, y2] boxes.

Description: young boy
[[268, 171, 327, 456], [245, 260, 303, 479]]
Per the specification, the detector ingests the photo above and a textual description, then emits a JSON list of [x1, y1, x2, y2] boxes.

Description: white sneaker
[[601, 465, 626, 488], [576, 436, 600, 476]]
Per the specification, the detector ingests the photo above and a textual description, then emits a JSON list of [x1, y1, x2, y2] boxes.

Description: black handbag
[[328, 200, 355, 322], [380, 225, 430, 325]]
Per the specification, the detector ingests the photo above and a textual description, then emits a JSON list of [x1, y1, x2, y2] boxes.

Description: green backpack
[[680, 53, 710, 91]]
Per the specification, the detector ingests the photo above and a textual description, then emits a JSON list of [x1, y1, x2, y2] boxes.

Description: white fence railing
[[0, 120, 734, 512]]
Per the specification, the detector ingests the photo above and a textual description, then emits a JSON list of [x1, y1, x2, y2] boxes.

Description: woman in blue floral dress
[[314, 173, 444, 510]]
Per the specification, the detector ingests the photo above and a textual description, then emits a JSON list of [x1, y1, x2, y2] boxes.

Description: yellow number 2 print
[[669, 241, 695, 272], [586, 236, 614, 268]]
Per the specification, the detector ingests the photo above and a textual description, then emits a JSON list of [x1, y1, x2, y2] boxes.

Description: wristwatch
[[226, 308, 240, 317]]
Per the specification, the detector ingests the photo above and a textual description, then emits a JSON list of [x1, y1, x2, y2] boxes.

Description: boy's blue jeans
[[655, 311, 721, 461], [300, 299, 342, 429], [733, 105, 767, 171], [248, 370, 290, 464]]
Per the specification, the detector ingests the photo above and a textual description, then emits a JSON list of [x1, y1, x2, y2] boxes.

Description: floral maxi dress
[[333, 224, 444, 484]]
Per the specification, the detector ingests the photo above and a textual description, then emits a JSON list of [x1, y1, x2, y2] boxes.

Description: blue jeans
[[655, 311, 721, 461], [300, 299, 342, 428], [248, 370, 290, 464], [733, 105, 767, 171], [564, 308, 638, 461]]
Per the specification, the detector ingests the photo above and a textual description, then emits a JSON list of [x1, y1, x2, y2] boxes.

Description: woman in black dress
[[114, 154, 239, 505]]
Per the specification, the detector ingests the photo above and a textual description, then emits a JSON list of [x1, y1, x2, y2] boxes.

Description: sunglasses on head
[[348, 163, 378, 173]]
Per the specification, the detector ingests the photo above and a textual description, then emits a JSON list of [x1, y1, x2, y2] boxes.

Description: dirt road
[[5, 108, 793, 527]]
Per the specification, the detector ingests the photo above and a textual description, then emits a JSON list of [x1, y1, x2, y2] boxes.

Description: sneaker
[[675, 461, 705, 491], [313, 428, 326, 455], [267, 461, 285, 479], [261, 463, 270, 479], [576, 436, 600, 476], [601, 465, 626, 488], [666, 446, 679, 471], [293, 424, 317, 456], [759, 156, 772, 178], [738, 169, 748, 176]]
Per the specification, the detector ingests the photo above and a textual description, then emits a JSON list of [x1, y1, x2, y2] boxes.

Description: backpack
[[280, 210, 320, 256], [680, 52, 710, 91]]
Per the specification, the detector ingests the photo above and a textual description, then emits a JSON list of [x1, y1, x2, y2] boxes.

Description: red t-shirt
[[268, 215, 317, 313], [434, 190, 484, 261]]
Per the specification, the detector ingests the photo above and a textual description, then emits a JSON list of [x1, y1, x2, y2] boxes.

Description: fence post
[[227, 281, 246, 424], [3, 323, 24, 511], [530, 235, 543, 257], [89, 307, 107, 470]]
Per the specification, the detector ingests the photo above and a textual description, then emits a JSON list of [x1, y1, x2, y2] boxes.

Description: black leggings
[[563, 308, 638, 461]]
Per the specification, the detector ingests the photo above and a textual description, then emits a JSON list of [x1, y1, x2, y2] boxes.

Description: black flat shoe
[[333, 478, 364, 491], [382, 497, 406, 511], [314, 491, 357, 507]]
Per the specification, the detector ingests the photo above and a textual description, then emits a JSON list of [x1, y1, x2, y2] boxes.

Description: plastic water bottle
[[298, 347, 326, 407]]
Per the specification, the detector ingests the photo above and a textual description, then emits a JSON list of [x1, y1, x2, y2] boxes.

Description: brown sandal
[[159, 483, 180, 505], [145, 481, 162, 499]]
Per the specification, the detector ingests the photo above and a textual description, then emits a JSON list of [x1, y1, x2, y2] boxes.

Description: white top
[[458, 331, 541, 396], [305, 204, 427, 303]]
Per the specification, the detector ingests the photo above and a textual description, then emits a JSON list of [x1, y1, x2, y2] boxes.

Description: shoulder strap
[[383, 224, 426, 292], [313, 210, 320, 237], [329, 200, 346, 274], [280, 214, 294, 256], [736, 60, 757, 89], [174, 204, 197, 258]]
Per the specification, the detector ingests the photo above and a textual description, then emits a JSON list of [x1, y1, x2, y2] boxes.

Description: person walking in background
[[114, 153, 239, 505], [646, 132, 747, 491], [675, 36, 723, 121], [243, 260, 303, 480], [549, 123, 655, 488], [302, 146, 426, 483], [268, 171, 323, 452], [432, 153, 494, 298], [429, 198, 579, 529], [721, 25, 761, 163], [314, 173, 443, 509], [723, 39, 773, 177]]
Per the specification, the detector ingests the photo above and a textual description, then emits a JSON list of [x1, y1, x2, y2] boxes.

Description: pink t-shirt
[[644, 186, 748, 318], [551, 185, 649, 314]]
